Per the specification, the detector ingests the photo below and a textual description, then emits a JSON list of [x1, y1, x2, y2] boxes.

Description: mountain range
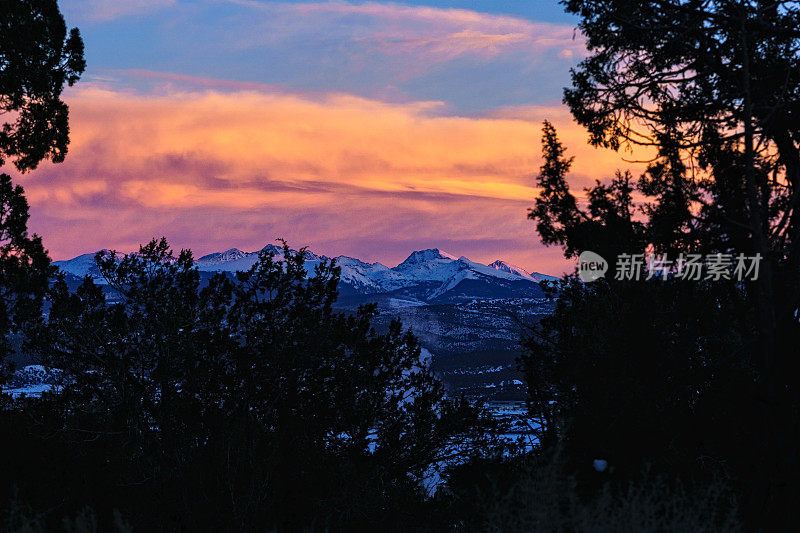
[[54, 244, 556, 305]]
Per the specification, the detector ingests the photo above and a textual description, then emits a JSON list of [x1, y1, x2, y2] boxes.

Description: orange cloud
[[13, 85, 645, 274]]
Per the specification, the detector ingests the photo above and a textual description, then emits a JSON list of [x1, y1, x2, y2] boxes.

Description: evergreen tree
[[0, 0, 84, 379], [0, 174, 51, 380], [0, 0, 85, 172], [525, 121, 770, 528], [521, 1, 800, 526], [529, 118, 752, 483], [18, 240, 503, 530]]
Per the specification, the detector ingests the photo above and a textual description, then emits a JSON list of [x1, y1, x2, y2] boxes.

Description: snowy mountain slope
[[488, 260, 535, 279], [195, 247, 248, 265], [195, 244, 282, 272], [54, 245, 552, 302], [489, 260, 560, 283], [54, 251, 113, 284], [332, 256, 408, 293], [394, 249, 460, 277]]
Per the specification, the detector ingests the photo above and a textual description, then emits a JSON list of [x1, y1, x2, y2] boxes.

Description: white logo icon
[[578, 251, 607, 282]]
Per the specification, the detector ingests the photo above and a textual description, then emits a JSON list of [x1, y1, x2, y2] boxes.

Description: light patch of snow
[[395, 249, 459, 268], [3, 383, 52, 398], [490, 260, 535, 279], [334, 256, 406, 292], [419, 347, 433, 365], [386, 298, 426, 308], [2, 365, 62, 398]]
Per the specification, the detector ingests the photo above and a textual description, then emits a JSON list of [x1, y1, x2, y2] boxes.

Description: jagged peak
[[197, 247, 246, 262], [260, 243, 284, 253], [397, 248, 458, 267], [489, 260, 533, 279], [219, 248, 246, 259]]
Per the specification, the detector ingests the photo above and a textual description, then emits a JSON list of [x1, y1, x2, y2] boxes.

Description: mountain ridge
[[54, 244, 556, 304]]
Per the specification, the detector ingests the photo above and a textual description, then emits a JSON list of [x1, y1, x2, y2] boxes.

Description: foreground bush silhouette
[[445, 449, 740, 532], [2, 239, 503, 530]]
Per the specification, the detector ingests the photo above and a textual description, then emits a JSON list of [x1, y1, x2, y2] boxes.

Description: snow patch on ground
[[2, 365, 61, 398]]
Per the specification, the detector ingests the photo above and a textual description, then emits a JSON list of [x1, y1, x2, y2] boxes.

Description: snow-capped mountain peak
[[260, 243, 284, 254], [396, 248, 458, 268], [53, 250, 113, 281], [197, 248, 247, 264]]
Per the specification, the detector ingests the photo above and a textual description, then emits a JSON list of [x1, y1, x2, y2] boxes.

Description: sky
[[10, 0, 644, 274]]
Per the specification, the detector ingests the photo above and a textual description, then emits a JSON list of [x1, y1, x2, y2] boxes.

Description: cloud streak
[[218, 1, 585, 86], [241, 0, 584, 56], [62, 0, 176, 22], [62, 1, 586, 113]]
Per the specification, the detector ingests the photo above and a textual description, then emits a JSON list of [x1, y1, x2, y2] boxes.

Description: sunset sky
[[12, 0, 645, 274]]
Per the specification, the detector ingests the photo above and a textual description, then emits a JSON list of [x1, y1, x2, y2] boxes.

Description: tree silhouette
[[547, 1, 800, 526], [1, 0, 83, 376], [20, 240, 504, 530], [0, 174, 51, 377], [527, 121, 757, 480], [530, 120, 646, 271], [0, 0, 85, 172], [562, 0, 800, 372]]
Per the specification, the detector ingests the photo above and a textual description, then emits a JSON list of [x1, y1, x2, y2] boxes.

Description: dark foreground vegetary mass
[[3, 0, 800, 530]]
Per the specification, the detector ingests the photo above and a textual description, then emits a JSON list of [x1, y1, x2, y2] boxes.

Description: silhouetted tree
[[13, 240, 503, 530], [1, 0, 84, 377], [524, 122, 762, 528], [444, 449, 740, 532], [0, 174, 51, 378], [0, 0, 85, 172], [530, 120, 646, 271], [523, 1, 800, 526]]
